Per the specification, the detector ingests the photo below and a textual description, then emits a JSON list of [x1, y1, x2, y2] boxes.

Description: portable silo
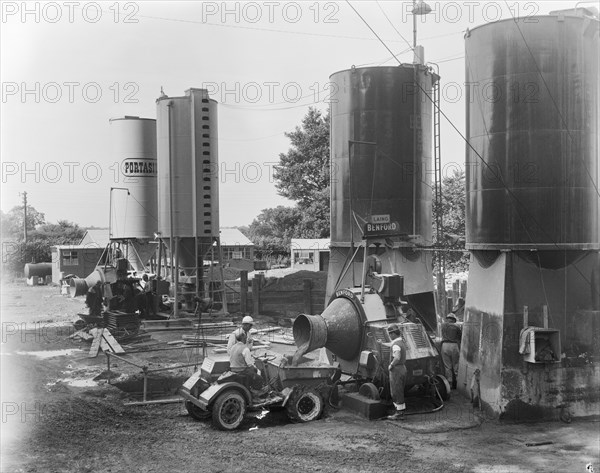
[[109, 116, 158, 271], [156, 88, 220, 310]]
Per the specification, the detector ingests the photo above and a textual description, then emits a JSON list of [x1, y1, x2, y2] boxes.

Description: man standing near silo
[[441, 313, 462, 389], [387, 324, 407, 420]]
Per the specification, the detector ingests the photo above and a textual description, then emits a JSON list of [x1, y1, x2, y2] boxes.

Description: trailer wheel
[[358, 382, 380, 400], [212, 390, 246, 430], [185, 400, 211, 421], [433, 375, 451, 401], [286, 388, 324, 423]]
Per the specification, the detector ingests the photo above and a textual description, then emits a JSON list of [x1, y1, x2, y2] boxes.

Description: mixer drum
[[293, 297, 363, 361]]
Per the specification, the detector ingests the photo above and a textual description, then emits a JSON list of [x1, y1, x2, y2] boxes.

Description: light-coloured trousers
[[441, 342, 460, 381]]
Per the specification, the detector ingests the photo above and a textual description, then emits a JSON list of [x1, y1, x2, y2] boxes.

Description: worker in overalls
[[387, 324, 407, 420], [441, 313, 462, 389], [229, 331, 269, 397]]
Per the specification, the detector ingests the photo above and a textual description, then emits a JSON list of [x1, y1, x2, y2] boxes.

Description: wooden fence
[[225, 271, 327, 320]]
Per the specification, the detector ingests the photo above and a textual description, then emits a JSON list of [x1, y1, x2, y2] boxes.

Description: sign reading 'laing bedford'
[[122, 159, 157, 177]]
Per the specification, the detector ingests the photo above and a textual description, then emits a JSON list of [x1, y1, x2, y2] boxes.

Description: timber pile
[[104, 311, 140, 338], [141, 320, 233, 333]]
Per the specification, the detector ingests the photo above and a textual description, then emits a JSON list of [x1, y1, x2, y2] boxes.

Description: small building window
[[296, 250, 314, 264], [62, 250, 79, 266]]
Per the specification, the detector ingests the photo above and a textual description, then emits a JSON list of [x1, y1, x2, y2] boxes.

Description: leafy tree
[[246, 206, 301, 257], [1, 205, 46, 238], [294, 187, 329, 238], [1, 206, 85, 274], [432, 169, 468, 272], [274, 107, 330, 210], [31, 220, 85, 246]]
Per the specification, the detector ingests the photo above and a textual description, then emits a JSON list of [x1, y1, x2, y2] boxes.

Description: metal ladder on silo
[[432, 76, 447, 319]]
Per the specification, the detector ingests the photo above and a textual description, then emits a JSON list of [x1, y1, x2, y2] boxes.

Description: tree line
[[1, 206, 85, 275]]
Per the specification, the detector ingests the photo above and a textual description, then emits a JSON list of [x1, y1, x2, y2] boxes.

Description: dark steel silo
[[330, 65, 438, 247], [465, 13, 599, 249]]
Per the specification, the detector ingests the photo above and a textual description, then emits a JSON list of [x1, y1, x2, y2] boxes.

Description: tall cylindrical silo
[[330, 65, 437, 247], [465, 13, 599, 249], [326, 65, 439, 329], [109, 117, 158, 240], [156, 88, 219, 273], [460, 9, 600, 420]]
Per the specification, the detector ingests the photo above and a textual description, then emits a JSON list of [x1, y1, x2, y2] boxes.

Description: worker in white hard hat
[[227, 315, 255, 355]]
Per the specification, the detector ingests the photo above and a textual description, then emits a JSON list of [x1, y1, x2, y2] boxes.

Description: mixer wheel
[[358, 382, 381, 400], [432, 375, 451, 401], [286, 387, 324, 423]]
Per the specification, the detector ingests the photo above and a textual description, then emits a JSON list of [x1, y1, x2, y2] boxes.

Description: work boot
[[387, 410, 405, 421]]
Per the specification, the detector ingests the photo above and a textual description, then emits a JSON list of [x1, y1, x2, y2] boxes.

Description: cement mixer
[[292, 274, 450, 413]]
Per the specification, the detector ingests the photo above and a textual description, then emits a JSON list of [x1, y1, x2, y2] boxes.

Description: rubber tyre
[[286, 388, 324, 423], [185, 400, 211, 421], [212, 390, 246, 431], [358, 382, 381, 400], [433, 375, 451, 401]]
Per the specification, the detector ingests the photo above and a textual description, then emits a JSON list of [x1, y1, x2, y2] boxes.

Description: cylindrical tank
[[69, 267, 117, 298], [109, 117, 157, 240], [156, 89, 219, 241], [24, 262, 52, 279], [293, 298, 363, 361], [330, 65, 437, 246], [465, 12, 599, 249]]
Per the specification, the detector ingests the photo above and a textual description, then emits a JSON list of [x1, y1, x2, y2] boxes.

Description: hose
[[402, 377, 445, 416]]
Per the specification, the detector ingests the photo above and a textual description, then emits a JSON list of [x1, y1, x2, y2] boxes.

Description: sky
[[0, 0, 587, 229]]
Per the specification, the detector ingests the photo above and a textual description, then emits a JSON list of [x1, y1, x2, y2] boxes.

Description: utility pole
[[22, 191, 28, 243]]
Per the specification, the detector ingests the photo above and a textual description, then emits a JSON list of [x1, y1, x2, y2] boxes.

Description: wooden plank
[[191, 322, 234, 329], [100, 338, 111, 352], [102, 330, 126, 354], [270, 337, 295, 345], [88, 328, 104, 358], [143, 327, 203, 332], [70, 329, 93, 341], [181, 335, 227, 344], [254, 327, 282, 334], [124, 398, 182, 406]]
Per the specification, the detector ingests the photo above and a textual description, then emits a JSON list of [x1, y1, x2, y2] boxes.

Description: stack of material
[[104, 310, 140, 338]]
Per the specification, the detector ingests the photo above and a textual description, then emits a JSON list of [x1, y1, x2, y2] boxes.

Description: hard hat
[[446, 313, 457, 321], [242, 316, 254, 325]]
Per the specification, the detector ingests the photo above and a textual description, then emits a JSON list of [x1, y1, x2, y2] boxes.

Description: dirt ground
[[1, 282, 599, 473]]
